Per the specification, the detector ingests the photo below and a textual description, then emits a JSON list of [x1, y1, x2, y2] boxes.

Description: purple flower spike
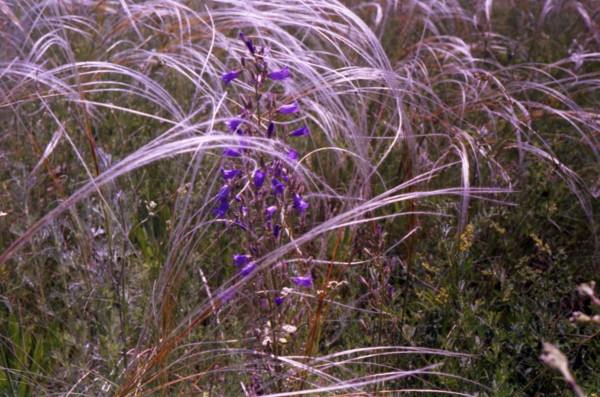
[[222, 70, 240, 85], [293, 193, 309, 214], [254, 169, 266, 188], [289, 125, 310, 137], [225, 118, 243, 132], [268, 67, 291, 81], [278, 102, 299, 114], [287, 149, 299, 161], [233, 254, 252, 267], [265, 205, 277, 218], [222, 168, 241, 180], [240, 262, 256, 276], [239, 32, 255, 55], [223, 148, 242, 157], [292, 275, 313, 288], [272, 178, 285, 195], [274, 296, 284, 306], [267, 121, 275, 138]]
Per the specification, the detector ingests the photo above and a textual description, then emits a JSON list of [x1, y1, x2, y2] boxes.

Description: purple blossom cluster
[[217, 32, 314, 302]]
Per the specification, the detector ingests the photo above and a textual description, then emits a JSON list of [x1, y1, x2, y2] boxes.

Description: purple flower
[[240, 262, 256, 276], [233, 254, 252, 267], [273, 224, 281, 238], [214, 186, 230, 218], [287, 149, 299, 161], [217, 185, 230, 200], [268, 67, 291, 81], [222, 70, 240, 85], [289, 125, 310, 137], [265, 205, 277, 218], [241, 206, 249, 217], [213, 186, 231, 217], [272, 165, 283, 179], [223, 148, 241, 157], [292, 275, 313, 287], [254, 169, 266, 188], [272, 178, 285, 195], [221, 168, 241, 180], [293, 193, 309, 213], [225, 118, 243, 132], [239, 32, 255, 55], [274, 296, 284, 306], [267, 121, 275, 138], [214, 199, 229, 217], [278, 102, 299, 114]]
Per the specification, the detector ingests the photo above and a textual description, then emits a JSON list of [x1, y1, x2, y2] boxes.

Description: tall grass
[[0, 0, 598, 395]]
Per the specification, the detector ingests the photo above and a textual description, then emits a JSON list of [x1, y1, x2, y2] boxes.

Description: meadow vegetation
[[0, 0, 599, 395]]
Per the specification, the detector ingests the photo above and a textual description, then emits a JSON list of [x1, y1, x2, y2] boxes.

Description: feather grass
[[1, 0, 598, 395]]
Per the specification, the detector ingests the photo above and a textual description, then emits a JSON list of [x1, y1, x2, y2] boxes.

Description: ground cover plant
[[0, 0, 599, 395]]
